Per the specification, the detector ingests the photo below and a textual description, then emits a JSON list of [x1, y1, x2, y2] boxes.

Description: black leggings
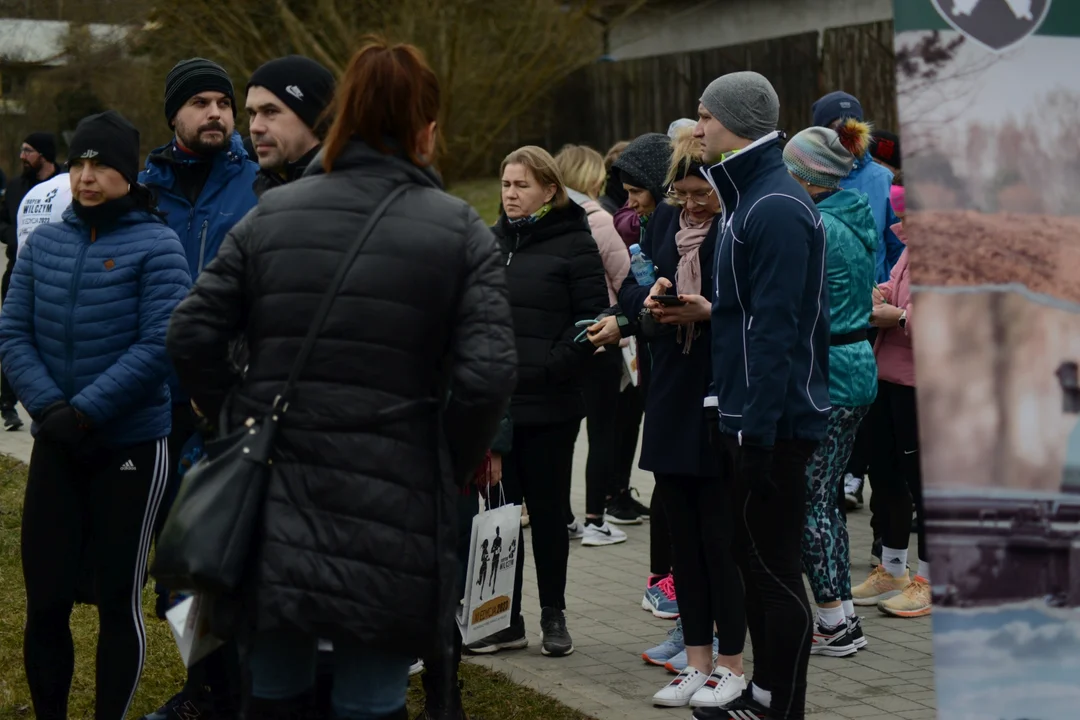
[[649, 490, 672, 576], [582, 353, 622, 517], [724, 437, 817, 720], [22, 436, 169, 720], [503, 421, 579, 617], [868, 381, 926, 560], [654, 474, 744, 651], [613, 384, 644, 495]]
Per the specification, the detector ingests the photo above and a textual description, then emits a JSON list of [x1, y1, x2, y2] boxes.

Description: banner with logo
[[894, 1, 1080, 717]]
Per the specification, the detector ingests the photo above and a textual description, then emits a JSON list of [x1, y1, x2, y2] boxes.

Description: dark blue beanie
[[812, 91, 864, 128]]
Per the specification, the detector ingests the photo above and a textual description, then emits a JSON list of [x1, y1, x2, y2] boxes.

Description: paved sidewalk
[[467, 426, 937, 720]]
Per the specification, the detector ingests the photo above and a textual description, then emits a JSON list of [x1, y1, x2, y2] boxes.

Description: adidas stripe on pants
[[22, 435, 169, 720]]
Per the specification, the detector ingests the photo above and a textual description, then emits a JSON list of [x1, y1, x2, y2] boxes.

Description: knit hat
[[164, 58, 236, 127], [23, 132, 57, 164], [611, 133, 672, 204], [782, 127, 854, 190], [699, 71, 779, 141], [247, 55, 336, 133], [812, 91, 864, 128], [871, 130, 901, 168], [68, 110, 141, 185]]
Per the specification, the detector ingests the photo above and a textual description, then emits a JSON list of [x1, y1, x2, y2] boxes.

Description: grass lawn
[[0, 454, 591, 719], [448, 179, 502, 225]]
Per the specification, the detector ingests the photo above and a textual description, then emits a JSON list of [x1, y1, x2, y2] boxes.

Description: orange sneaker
[[879, 576, 932, 618], [852, 565, 909, 606]]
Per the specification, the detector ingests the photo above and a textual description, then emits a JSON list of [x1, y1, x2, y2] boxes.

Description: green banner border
[[895, 0, 1080, 36]]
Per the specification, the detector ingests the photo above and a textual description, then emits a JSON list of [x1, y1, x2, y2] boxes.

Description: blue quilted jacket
[[0, 206, 192, 447]]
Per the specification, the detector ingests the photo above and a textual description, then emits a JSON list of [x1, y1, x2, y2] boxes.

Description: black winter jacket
[[492, 204, 609, 425], [166, 140, 517, 654]]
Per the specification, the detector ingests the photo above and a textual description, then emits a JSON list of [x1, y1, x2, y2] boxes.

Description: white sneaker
[[581, 521, 627, 547], [408, 658, 424, 676], [567, 520, 585, 539], [689, 667, 746, 708], [652, 667, 708, 707]]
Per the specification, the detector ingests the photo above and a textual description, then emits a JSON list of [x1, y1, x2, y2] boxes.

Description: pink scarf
[[674, 210, 712, 353]]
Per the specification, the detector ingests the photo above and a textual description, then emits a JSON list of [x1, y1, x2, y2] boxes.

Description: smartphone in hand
[[651, 294, 686, 307]]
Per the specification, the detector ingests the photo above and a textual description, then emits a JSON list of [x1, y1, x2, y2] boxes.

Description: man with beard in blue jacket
[[691, 72, 829, 720], [139, 57, 258, 720]]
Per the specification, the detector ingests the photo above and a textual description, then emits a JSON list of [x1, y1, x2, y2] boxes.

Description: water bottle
[[629, 244, 656, 287]]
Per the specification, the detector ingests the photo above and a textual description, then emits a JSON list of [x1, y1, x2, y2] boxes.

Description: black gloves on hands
[[36, 402, 105, 466]]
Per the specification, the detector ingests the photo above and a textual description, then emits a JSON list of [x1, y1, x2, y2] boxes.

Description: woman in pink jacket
[[851, 186, 930, 618], [555, 145, 634, 545]]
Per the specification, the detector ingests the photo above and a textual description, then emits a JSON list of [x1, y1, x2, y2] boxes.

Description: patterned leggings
[[802, 405, 869, 604]]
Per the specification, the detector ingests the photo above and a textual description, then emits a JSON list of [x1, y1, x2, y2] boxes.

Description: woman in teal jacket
[[783, 123, 878, 660]]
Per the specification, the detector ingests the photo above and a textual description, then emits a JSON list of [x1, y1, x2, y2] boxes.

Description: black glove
[[36, 403, 91, 452], [739, 443, 775, 501]]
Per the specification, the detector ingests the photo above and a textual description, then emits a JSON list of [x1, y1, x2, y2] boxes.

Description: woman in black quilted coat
[[165, 39, 517, 720], [464, 146, 608, 659]]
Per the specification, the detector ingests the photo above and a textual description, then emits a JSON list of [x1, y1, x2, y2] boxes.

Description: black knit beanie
[[23, 132, 57, 164], [68, 110, 141, 185], [247, 55, 336, 134], [164, 58, 236, 127]]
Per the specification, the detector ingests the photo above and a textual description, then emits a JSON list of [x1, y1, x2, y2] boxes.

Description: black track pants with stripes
[[22, 435, 169, 720]]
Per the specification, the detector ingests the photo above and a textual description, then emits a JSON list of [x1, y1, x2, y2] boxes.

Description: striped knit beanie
[[782, 127, 854, 190], [164, 58, 236, 127]]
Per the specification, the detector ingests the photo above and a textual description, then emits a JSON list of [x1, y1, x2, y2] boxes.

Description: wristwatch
[[898, 310, 907, 330]]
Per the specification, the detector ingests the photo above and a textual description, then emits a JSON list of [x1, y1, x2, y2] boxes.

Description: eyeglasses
[[665, 187, 715, 207]]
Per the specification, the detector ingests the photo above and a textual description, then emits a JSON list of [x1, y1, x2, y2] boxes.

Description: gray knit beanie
[[782, 127, 854, 189], [699, 71, 779, 141]]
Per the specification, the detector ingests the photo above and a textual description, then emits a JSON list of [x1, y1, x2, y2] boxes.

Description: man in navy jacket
[[691, 72, 829, 720], [138, 57, 257, 720]]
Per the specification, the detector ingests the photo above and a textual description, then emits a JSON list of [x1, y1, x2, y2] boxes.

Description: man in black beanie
[[246, 55, 335, 196], [0, 132, 61, 431], [138, 57, 256, 720]]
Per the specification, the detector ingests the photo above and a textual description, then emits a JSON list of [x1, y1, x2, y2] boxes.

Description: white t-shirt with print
[[16, 173, 72, 256]]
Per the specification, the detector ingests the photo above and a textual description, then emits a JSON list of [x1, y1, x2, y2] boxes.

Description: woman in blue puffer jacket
[[0, 111, 191, 720]]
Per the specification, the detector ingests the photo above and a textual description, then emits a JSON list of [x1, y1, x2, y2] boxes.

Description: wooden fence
[[490, 20, 897, 165]]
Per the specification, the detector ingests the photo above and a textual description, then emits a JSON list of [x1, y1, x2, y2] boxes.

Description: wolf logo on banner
[[931, 0, 1051, 51]]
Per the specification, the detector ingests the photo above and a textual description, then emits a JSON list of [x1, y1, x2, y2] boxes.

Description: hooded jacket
[[492, 203, 609, 426], [165, 139, 517, 654], [0, 207, 191, 446], [139, 131, 258, 279], [843, 155, 904, 283], [705, 133, 830, 446], [818, 189, 878, 408]]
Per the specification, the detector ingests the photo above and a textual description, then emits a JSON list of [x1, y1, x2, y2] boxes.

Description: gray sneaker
[[463, 616, 528, 655]]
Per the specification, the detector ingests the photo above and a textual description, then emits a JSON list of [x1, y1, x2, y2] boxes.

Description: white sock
[[881, 546, 908, 578], [818, 605, 846, 629], [751, 683, 772, 708], [842, 599, 855, 618], [917, 559, 930, 581]]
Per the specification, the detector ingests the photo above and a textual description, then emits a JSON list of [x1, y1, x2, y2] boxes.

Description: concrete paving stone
[[864, 694, 932, 713], [833, 703, 889, 718], [896, 709, 940, 719]]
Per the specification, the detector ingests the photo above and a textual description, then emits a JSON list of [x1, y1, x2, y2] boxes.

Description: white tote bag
[[457, 487, 520, 645], [166, 594, 226, 668]]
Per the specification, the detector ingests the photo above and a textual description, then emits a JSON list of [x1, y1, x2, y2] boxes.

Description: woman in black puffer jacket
[[165, 38, 517, 720], [464, 146, 608, 660]]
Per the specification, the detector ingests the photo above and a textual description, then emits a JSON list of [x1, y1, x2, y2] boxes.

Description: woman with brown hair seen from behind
[[554, 144, 631, 547], [165, 36, 517, 720], [464, 146, 608, 658]]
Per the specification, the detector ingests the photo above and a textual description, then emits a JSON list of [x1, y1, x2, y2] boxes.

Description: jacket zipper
[[197, 220, 209, 272], [506, 233, 520, 267], [64, 230, 93, 397]]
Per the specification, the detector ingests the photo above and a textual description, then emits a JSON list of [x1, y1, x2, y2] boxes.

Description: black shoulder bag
[[152, 184, 413, 594]]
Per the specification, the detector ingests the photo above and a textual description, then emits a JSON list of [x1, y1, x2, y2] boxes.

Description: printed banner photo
[[895, 1, 1080, 718]]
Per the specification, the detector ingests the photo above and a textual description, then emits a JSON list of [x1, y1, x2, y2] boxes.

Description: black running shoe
[[139, 691, 225, 720], [847, 614, 868, 650], [463, 615, 528, 655], [692, 688, 770, 719], [605, 492, 644, 525], [540, 606, 574, 657], [625, 487, 650, 518], [2, 407, 22, 431], [810, 620, 858, 657]]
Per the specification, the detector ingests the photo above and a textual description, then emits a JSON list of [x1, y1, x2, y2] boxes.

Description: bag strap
[[274, 183, 413, 413]]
